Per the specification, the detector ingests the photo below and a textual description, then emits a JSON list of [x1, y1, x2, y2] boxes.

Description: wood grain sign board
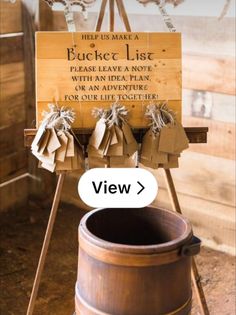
[[36, 32, 182, 128]]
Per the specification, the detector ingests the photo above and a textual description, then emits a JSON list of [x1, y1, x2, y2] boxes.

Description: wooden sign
[[36, 32, 182, 128]]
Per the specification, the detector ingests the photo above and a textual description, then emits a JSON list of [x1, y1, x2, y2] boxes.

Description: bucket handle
[[180, 236, 201, 257]]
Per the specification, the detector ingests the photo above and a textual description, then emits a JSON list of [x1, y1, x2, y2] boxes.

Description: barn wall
[[0, 0, 28, 211], [31, 3, 236, 253], [0, 0, 56, 212]]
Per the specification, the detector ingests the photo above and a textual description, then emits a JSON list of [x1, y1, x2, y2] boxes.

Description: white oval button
[[78, 168, 158, 208]]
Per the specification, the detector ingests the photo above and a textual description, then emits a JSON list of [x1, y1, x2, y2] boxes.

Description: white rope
[[64, 2, 76, 32], [138, 0, 181, 32], [158, 3, 176, 32], [219, 0, 232, 20]]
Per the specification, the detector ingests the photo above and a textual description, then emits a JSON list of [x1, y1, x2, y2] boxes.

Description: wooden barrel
[[75, 207, 201, 315]]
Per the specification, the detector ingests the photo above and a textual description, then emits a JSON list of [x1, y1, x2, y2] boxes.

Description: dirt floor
[[0, 202, 235, 315]]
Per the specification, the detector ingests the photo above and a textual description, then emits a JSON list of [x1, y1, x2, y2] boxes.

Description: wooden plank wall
[[36, 6, 235, 253], [0, 0, 28, 211], [0, 1, 56, 212], [22, 0, 57, 203]]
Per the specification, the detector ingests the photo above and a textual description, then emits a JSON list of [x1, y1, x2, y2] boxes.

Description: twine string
[[145, 102, 176, 133], [92, 102, 128, 128], [42, 104, 76, 131]]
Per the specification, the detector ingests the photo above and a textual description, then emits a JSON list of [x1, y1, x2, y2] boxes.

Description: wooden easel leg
[[191, 259, 210, 315], [164, 169, 210, 315], [115, 0, 131, 32], [95, 0, 131, 33], [26, 172, 66, 315], [109, 0, 115, 31], [95, 0, 108, 31]]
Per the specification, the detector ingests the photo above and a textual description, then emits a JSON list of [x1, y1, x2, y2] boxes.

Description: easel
[[25, 1, 210, 314]]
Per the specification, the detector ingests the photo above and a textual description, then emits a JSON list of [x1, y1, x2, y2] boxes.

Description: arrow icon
[[137, 181, 145, 195]]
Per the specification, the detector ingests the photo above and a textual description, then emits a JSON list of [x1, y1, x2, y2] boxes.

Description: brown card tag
[[98, 129, 111, 155], [107, 126, 123, 156], [140, 158, 159, 169], [71, 146, 80, 170], [56, 132, 68, 162], [124, 140, 138, 156], [56, 156, 73, 171], [159, 125, 177, 153], [141, 129, 153, 160], [123, 156, 136, 168], [103, 132, 112, 156], [47, 128, 61, 153], [38, 129, 51, 155], [88, 156, 109, 168], [65, 131, 75, 157], [31, 125, 46, 151], [152, 151, 168, 164], [122, 122, 135, 144], [41, 161, 56, 173], [150, 132, 160, 158], [162, 154, 179, 169], [88, 145, 103, 158], [174, 122, 189, 153], [109, 156, 135, 168], [89, 119, 107, 149], [109, 156, 126, 165], [38, 149, 55, 164], [32, 145, 56, 165], [110, 126, 118, 145]]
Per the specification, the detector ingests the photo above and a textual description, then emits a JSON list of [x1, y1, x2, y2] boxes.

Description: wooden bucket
[[75, 207, 201, 315]]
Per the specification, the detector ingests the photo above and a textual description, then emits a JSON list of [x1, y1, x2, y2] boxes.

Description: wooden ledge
[[24, 127, 208, 147]]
